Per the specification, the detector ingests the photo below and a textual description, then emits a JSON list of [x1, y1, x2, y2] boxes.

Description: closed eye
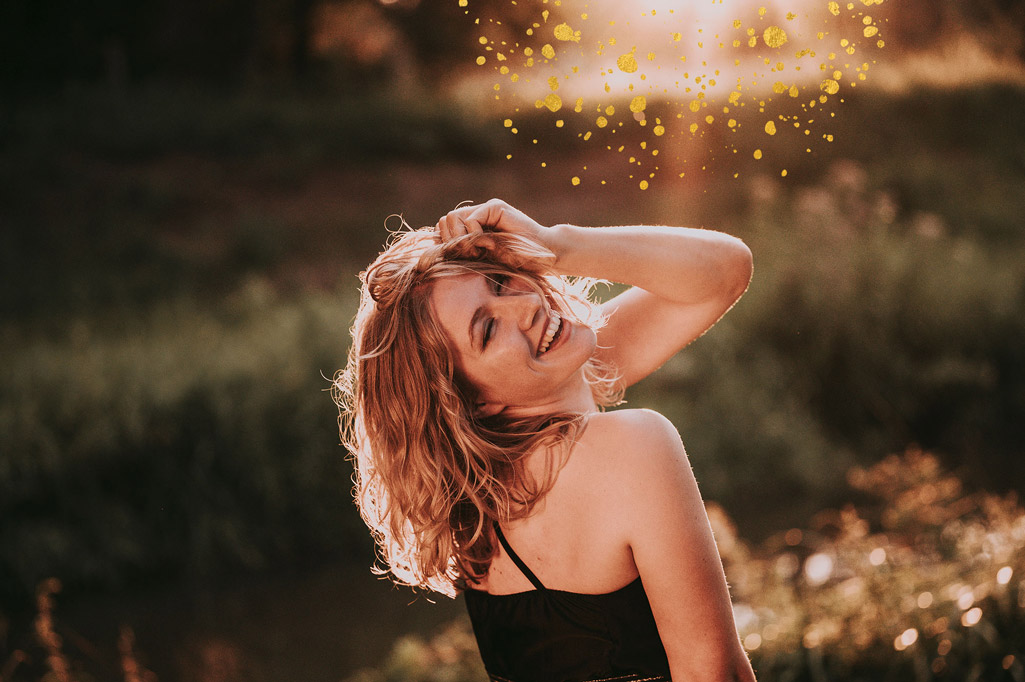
[[483, 317, 495, 348]]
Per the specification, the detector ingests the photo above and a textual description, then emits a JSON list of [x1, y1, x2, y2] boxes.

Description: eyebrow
[[469, 305, 485, 353]]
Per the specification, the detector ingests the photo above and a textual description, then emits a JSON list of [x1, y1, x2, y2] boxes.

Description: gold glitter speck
[[763, 26, 788, 48], [541, 44, 555, 59], [653, 125, 665, 136], [554, 23, 581, 42], [753, 149, 763, 159], [821, 78, 840, 94], [571, 176, 581, 186], [630, 96, 647, 113], [827, 2, 840, 15], [764, 120, 777, 135], [617, 51, 639, 73], [596, 116, 608, 128], [543, 93, 563, 112]]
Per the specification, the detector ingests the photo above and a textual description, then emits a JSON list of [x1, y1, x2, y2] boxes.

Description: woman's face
[[428, 270, 597, 416]]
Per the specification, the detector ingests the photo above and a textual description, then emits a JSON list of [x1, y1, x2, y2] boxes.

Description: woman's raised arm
[[436, 199, 753, 389], [547, 221, 751, 389]]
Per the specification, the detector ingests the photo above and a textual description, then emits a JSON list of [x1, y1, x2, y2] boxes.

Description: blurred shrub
[[347, 451, 1025, 682], [627, 153, 1025, 529], [0, 280, 363, 606]]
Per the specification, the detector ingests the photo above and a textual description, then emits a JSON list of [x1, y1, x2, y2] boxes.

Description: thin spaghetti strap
[[494, 524, 547, 591]]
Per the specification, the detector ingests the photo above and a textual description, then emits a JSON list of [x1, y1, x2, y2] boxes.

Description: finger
[[465, 204, 503, 233], [462, 216, 486, 235]]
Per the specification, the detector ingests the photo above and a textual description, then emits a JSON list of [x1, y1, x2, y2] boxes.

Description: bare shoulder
[[577, 408, 687, 472]]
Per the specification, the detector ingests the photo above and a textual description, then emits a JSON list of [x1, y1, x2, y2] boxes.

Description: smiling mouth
[[537, 312, 564, 355]]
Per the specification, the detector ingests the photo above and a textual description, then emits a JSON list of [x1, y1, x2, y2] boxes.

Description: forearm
[[546, 223, 753, 307]]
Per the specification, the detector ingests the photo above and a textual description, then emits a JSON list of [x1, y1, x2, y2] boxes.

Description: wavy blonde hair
[[334, 224, 622, 597]]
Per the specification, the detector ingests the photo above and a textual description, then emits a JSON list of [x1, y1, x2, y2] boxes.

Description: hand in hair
[[436, 199, 551, 252]]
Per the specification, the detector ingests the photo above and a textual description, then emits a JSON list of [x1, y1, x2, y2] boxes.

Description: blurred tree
[[0, 0, 564, 93]]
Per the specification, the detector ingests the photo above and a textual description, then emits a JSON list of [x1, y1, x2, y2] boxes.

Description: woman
[[336, 199, 756, 682]]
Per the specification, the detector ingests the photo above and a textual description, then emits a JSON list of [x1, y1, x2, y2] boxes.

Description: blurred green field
[[1, 81, 1025, 680]]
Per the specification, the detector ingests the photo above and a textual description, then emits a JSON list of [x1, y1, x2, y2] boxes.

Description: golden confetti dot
[[728, 91, 741, 105], [877, 39, 885, 48], [503, 119, 513, 127], [758, 6, 767, 16], [733, 19, 742, 28], [476, 56, 486, 65], [639, 180, 649, 190], [764, 120, 777, 135], [499, 65, 509, 74], [781, 169, 788, 177], [821, 78, 840, 94], [541, 44, 555, 59], [863, 15, 873, 24], [459, 0, 467, 6], [827, 1, 840, 15], [748, 36, 758, 48], [763, 26, 788, 48], [773, 81, 787, 94], [543, 93, 563, 112], [596, 116, 608, 128], [574, 98, 584, 113], [554, 23, 581, 42], [571, 176, 581, 186], [583, 131, 592, 140], [864, 25, 879, 37], [548, 76, 560, 91], [556, 119, 564, 127], [727, 118, 737, 128], [672, 32, 682, 41], [506, 154, 512, 160], [605, 105, 615, 115], [787, 11, 797, 20], [629, 96, 647, 113], [653, 125, 665, 136], [705, 115, 715, 124], [478, 36, 488, 45], [790, 85, 800, 97], [689, 123, 699, 133], [689, 100, 701, 112], [753, 149, 763, 159], [617, 51, 639, 73], [524, 47, 534, 56]]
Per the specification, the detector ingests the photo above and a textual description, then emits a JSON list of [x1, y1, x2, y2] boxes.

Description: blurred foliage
[[340, 452, 1025, 682], [2, 83, 1025, 609]]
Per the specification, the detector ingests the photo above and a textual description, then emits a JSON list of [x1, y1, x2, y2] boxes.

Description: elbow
[[722, 238, 753, 304]]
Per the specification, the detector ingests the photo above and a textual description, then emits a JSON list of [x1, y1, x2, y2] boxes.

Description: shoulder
[[578, 408, 687, 469]]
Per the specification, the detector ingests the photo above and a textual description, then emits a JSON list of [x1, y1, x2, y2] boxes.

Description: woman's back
[[470, 411, 641, 597], [464, 410, 675, 682]]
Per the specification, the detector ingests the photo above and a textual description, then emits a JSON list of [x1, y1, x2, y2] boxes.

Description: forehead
[[427, 272, 488, 350]]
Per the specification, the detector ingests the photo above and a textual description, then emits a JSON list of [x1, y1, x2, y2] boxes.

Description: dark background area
[[2, 0, 1025, 680]]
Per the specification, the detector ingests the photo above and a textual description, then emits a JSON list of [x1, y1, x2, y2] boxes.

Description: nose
[[494, 291, 542, 332]]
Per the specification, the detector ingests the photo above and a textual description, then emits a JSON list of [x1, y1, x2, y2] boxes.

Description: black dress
[[464, 525, 672, 682]]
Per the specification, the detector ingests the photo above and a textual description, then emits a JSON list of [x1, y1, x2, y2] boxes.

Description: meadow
[[1, 81, 1024, 680]]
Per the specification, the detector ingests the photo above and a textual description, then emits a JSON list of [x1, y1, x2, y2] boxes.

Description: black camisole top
[[463, 526, 671, 682]]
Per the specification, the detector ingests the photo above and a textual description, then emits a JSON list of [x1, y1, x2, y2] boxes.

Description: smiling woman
[[334, 199, 756, 682]]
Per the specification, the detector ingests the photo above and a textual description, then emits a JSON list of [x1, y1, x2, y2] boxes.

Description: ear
[[475, 401, 506, 418]]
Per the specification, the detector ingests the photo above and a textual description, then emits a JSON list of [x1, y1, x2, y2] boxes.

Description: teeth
[[538, 312, 562, 354]]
